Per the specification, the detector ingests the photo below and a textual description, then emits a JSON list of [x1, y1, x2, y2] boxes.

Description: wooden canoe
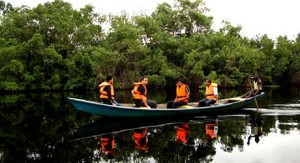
[[67, 92, 264, 118]]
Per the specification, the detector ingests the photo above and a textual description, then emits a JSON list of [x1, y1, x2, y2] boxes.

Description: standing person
[[99, 76, 119, 106], [167, 79, 190, 108], [198, 80, 218, 107], [242, 74, 263, 98], [251, 73, 263, 95], [131, 77, 157, 108]]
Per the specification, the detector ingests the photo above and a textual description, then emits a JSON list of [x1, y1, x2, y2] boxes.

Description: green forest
[[0, 0, 299, 91]]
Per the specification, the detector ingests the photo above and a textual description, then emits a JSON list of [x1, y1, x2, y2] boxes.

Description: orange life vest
[[99, 82, 114, 99], [206, 124, 217, 139], [132, 82, 147, 100], [132, 129, 148, 151], [176, 124, 189, 143], [206, 83, 217, 100], [176, 84, 189, 103], [100, 136, 115, 154]]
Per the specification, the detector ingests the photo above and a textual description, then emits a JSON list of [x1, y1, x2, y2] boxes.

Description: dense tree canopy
[[0, 0, 299, 91]]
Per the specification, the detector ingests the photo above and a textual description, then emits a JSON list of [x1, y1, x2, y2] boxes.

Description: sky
[[4, 0, 300, 40]]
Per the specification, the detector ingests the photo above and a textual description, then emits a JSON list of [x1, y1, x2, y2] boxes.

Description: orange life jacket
[[132, 82, 147, 100], [206, 124, 217, 139], [176, 124, 189, 143], [176, 84, 189, 103], [206, 83, 217, 100], [100, 136, 115, 154], [99, 82, 114, 99], [132, 129, 148, 151]]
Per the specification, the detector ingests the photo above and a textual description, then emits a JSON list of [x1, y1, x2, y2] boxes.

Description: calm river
[[1, 87, 300, 163]]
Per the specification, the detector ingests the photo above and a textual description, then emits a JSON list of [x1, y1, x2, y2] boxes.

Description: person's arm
[[104, 86, 115, 105], [213, 87, 218, 102], [138, 85, 150, 108]]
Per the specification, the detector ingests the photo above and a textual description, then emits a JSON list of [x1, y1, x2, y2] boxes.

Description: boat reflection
[[71, 113, 287, 162]]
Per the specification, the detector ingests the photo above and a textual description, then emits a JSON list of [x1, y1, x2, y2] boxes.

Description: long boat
[[67, 92, 264, 118]]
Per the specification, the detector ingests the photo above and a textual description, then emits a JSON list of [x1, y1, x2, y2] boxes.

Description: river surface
[[1, 87, 300, 163]]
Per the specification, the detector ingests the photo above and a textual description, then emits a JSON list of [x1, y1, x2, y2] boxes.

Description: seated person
[[198, 80, 218, 107]]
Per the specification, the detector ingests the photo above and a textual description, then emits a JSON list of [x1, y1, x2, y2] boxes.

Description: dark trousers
[[198, 98, 216, 107], [167, 100, 187, 108], [101, 98, 113, 105], [134, 99, 157, 108]]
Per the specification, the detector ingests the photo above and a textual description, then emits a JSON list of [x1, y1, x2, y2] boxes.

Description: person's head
[[176, 78, 184, 87], [141, 77, 148, 85], [254, 73, 259, 79], [205, 79, 212, 86], [106, 76, 113, 84]]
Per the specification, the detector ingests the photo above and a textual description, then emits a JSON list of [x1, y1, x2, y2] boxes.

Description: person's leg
[[206, 99, 216, 106], [198, 99, 207, 107], [172, 101, 187, 108], [167, 100, 174, 108], [101, 98, 112, 105], [147, 100, 157, 108], [134, 100, 144, 107], [112, 99, 121, 106], [241, 91, 251, 98]]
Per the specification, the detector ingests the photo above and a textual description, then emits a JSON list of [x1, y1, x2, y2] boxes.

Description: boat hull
[[68, 92, 264, 118]]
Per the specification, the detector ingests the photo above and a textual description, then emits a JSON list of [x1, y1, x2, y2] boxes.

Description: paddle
[[248, 78, 259, 111]]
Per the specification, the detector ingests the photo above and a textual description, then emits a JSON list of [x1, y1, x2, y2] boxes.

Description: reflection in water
[[100, 134, 115, 159], [132, 128, 149, 153], [0, 87, 300, 162], [206, 119, 218, 142], [176, 124, 190, 144], [246, 115, 263, 145]]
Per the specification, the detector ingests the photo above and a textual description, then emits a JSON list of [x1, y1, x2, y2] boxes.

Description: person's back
[[99, 76, 119, 105]]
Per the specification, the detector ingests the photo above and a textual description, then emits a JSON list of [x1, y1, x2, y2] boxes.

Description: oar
[[248, 78, 259, 111]]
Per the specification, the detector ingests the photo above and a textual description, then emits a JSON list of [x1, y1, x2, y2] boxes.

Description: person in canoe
[[167, 78, 190, 108], [198, 79, 218, 107], [99, 75, 120, 106], [131, 77, 157, 108], [242, 73, 263, 98]]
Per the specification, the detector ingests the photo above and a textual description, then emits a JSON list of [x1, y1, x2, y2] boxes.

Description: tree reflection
[[1, 90, 300, 162]]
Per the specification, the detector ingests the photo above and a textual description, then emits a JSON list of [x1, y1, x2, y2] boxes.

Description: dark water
[[1, 87, 300, 163]]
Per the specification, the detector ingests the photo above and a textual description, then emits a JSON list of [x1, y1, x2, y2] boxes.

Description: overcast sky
[[4, 0, 300, 40]]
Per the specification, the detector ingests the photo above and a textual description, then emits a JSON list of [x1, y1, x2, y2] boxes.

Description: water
[[0, 87, 300, 162]]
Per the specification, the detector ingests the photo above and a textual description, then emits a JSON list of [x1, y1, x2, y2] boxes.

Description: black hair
[[106, 75, 113, 82], [140, 76, 147, 81], [177, 78, 184, 83]]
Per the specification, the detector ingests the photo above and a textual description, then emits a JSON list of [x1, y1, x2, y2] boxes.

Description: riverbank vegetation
[[0, 0, 299, 91]]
